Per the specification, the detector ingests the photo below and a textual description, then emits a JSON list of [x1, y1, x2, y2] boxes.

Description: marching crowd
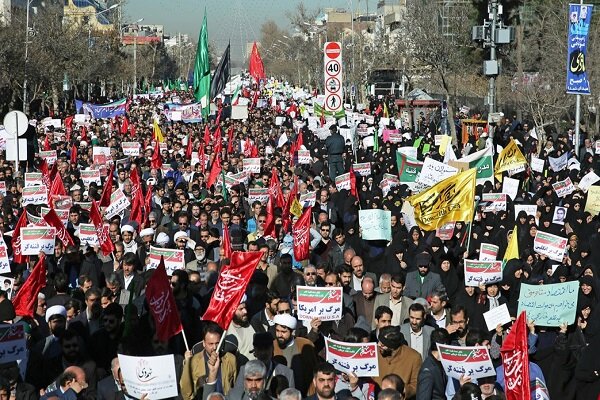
[[0, 86, 598, 400]]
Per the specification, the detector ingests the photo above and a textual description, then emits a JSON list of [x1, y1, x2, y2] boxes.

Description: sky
[[123, 0, 375, 63]]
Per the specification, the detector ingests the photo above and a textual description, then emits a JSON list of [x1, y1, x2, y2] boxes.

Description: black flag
[[210, 43, 230, 99]]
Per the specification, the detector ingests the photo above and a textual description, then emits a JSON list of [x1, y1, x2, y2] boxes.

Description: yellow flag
[[289, 197, 303, 218], [383, 102, 389, 118], [494, 139, 527, 182], [503, 225, 519, 265], [407, 168, 476, 230], [153, 119, 164, 143]]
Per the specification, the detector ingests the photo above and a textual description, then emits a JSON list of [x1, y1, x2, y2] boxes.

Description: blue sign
[[74, 99, 127, 119], [566, 4, 593, 95]]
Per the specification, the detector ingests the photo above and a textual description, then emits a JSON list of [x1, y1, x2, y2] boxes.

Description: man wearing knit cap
[[272, 313, 317, 396], [404, 252, 444, 300], [375, 325, 422, 399]]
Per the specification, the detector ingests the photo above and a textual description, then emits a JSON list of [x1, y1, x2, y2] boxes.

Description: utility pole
[[23, 0, 31, 115]]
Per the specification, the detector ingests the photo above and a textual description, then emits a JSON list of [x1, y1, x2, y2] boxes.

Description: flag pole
[[465, 198, 480, 253], [181, 330, 190, 352]]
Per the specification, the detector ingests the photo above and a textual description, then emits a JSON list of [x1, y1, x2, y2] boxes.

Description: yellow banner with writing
[[407, 168, 476, 230], [494, 139, 528, 182]]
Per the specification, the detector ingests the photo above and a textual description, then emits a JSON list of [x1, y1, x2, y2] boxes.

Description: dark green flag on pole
[[194, 12, 211, 117], [210, 42, 230, 100]]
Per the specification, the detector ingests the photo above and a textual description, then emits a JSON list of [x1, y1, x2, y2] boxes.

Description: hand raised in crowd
[[310, 317, 322, 333], [205, 350, 220, 384]]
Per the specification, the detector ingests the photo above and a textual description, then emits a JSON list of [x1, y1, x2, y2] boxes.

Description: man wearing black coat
[[416, 328, 450, 400]]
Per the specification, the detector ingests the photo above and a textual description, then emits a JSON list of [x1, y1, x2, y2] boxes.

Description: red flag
[[185, 134, 193, 159], [49, 175, 67, 198], [129, 123, 136, 137], [227, 126, 235, 154], [269, 168, 285, 209], [222, 224, 232, 259], [43, 209, 74, 248], [286, 103, 298, 116], [70, 144, 77, 164], [215, 107, 223, 126], [12, 212, 28, 264], [65, 116, 74, 142], [249, 42, 266, 83], [374, 104, 383, 116], [146, 256, 183, 341], [129, 168, 144, 230], [202, 251, 262, 330], [151, 140, 162, 169], [199, 145, 206, 173], [206, 154, 222, 189], [12, 254, 46, 317], [293, 207, 311, 261], [350, 166, 357, 198], [120, 117, 130, 135], [99, 165, 114, 208], [250, 143, 258, 158], [43, 136, 51, 151], [39, 160, 51, 191], [320, 106, 326, 127], [501, 311, 531, 400], [213, 126, 223, 155], [144, 184, 154, 219], [203, 125, 211, 144], [80, 125, 88, 142], [90, 200, 115, 255], [263, 195, 276, 238]]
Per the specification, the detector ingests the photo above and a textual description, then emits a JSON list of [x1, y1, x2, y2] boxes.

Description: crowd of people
[[0, 83, 598, 400]]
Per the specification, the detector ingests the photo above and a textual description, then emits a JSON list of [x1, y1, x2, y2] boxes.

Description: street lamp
[[87, 4, 120, 100], [23, 0, 33, 115]]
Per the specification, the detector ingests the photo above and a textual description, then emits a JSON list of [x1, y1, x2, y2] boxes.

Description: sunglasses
[[277, 309, 291, 314], [304, 272, 316, 276]]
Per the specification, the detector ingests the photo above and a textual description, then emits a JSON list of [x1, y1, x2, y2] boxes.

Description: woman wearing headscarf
[[405, 226, 426, 269], [433, 253, 460, 304]]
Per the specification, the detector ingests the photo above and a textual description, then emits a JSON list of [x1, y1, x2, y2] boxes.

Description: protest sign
[[464, 260, 502, 286], [530, 156, 545, 173], [248, 188, 270, 205], [483, 303, 512, 331], [578, 171, 600, 192], [79, 224, 99, 246], [479, 243, 499, 261], [359, 209, 392, 241], [81, 170, 101, 187], [21, 227, 55, 255], [335, 173, 351, 191], [92, 146, 111, 165], [41, 208, 69, 226], [435, 222, 455, 241], [501, 177, 520, 201], [0, 182, 6, 196], [74, 201, 91, 212], [296, 286, 343, 321], [482, 193, 507, 212], [22, 186, 47, 206], [243, 158, 261, 173], [514, 205, 537, 220], [548, 153, 568, 172], [27, 212, 46, 226], [436, 344, 495, 380], [352, 163, 371, 177], [552, 177, 575, 198], [39, 150, 57, 165], [518, 281, 579, 326], [148, 246, 184, 275], [297, 150, 311, 164], [381, 178, 400, 197], [533, 230, 567, 262], [451, 147, 494, 186], [122, 142, 140, 156], [24, 173, 43, 188], [0, 324, 26, 363], [118, 354, 178, 400], [414, 157, 458, 192], [325, 338, 379, 377], [0, 240, 9, 274], [398, 146, 417, 159], [299, 191, 317, 207], [585, 186, 600, 214], [104, 188, 130, 219], [396, 152, 422, 190]]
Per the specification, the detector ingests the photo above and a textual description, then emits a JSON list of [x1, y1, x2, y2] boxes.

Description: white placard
[[502, 177, 520, 201], [534, 230, 567, 262], [530, 156, 545, 173], [243, 158, 261, 174], [118, 354, 178, 400], [21, 227, 56, 255], [578, 171, 600, 192], [483, 303, 512, 331], [297, 286, 343, 321], [122, 142, 140, 157], [325, 338, 379, 377]]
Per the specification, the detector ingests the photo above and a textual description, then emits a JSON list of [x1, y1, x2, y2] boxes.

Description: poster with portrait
[[552, 206, 567, 225]]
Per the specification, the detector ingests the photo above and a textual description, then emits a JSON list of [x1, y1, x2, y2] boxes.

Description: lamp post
[[23, 0, 33, 115], [88, 4, 119, 100], [120, 18, 144, 95]]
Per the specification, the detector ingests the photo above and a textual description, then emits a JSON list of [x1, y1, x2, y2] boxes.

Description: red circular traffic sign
[[325, 42, 341, 59], [325, 60, 341, 77]]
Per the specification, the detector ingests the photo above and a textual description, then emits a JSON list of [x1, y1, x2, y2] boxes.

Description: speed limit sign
[[323, 42, 343, 113]]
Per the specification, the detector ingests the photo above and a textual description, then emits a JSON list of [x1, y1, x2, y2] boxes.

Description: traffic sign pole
[[323, 42, 343, 114]]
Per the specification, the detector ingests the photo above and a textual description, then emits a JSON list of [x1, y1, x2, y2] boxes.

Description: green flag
[[221, 170, 228, 202], [374, 128, 379, 153], [194, 12, 211, 117]]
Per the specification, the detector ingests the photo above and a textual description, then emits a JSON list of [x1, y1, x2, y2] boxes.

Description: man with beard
[[204, 360, 269, 400], [302, 265, 318, 287], [353, 276, 377, 324], [374, 326, 422, 399], [89, 303, 123, 375], [400, 303, 434, 360], [234, 332, 294, 390], [116, 253, 143, 298], [272, 313, 317, 396], [69, 288, 102, 338], [303, 362, 336, 400], [350, 256, 377, 292], [250, 291, 279, 334], [226, 298, 257, 364], [181, 322, 237, 400], [404, 253, 444, 300], [448, 305, 469, 346], [136, 228, 154, 266], [255, 243, 277, 286], [269, 254, 300, 298]]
